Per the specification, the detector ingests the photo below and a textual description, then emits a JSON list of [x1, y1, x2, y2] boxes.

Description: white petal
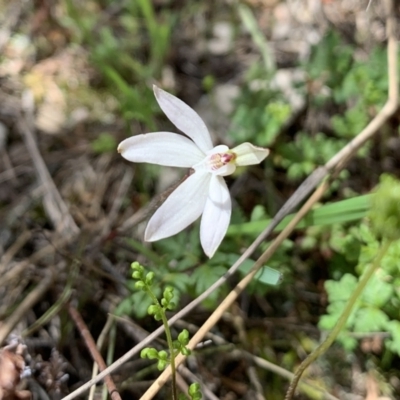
[[153, 85, 214, 154], [200, 175, 231, 257], [213, 163, 236, 176], [207, 145, 230, 155], [145, 172, 211, 241], [118, 132, 205, 167], [232, 143, 270, 166]]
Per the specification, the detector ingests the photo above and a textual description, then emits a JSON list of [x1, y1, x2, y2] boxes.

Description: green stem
[[159, 308, 178, 400], [285, 240, 392, 400], [147, 290, 178, 400]]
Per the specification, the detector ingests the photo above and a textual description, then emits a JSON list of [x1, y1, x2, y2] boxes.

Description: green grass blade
[[227, 194, 372, 236]]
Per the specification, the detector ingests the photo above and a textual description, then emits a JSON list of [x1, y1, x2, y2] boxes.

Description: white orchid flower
[[118, 85, 269, 258]]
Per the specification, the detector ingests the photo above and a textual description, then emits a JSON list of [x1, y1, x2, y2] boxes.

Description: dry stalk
[[0, 271, 53, 344], [67, 304, 122, 400], [88, 313, 115, 400], [18, 92, 79, 237]]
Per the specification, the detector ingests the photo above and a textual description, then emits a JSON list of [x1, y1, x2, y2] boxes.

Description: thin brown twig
[[0, 271, 53, 344], [0, 230, 32, 274], [18, 91, 79, 237], [88, 314, 115, 400], [67, 304, 122, 400], [231, 313, 264, 400], [0, 235, 74, 289]]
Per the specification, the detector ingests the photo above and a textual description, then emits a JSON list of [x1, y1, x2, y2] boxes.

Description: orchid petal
[[118, 132, 205, 167], [145, 172, 211, 241], [153, 85, 214, 153], [200, 175, 231, 257], [213, 163, 236, 176], [207, 145, 230, 155], [232, 143, 270, 166]]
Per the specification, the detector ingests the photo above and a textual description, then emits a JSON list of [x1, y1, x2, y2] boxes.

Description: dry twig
[[0, 271, 53, 344], [19, 91, 79, 238], [67, 304, 122, 400]]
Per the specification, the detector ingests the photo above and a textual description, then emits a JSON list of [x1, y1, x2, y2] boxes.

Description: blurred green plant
[[228, 30, 390, 181], [320, 176, 400, 356], [61, 0, 171, 127], [91, 132, 117, 153]]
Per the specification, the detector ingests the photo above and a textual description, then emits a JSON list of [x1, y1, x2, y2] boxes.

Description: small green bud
[[132, 271, 142, 280], [158, 350, 168, 360], [131, 262, 143, 273], [181, 347, 191, 356], [172, 340, 180, 350], [141, 347, 158, 359], [157, 360, 167, 370], [145, 272, 155, 285], [140, 348, 149, 358], [189, 382, 201, 395], [178, 329, 189, 345], [163, 286, 174, 301], [167, 302, 176, 310], [154, 312, 163, 321], [134, 281, 146, 290], [147, 304, 158, 315], [369, 175, 400, 241]]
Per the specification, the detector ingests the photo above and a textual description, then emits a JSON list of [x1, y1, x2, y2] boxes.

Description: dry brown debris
[[0, 342, 31, 400]]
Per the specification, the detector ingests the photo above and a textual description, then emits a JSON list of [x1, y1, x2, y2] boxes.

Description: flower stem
[[159, 309, 178, 400], [147, 291, 178, 400], [285, 239, 392, 400]]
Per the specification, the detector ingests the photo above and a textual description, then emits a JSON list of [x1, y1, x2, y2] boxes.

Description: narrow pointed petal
[[232, 143, 270, 166], [153, 85, 214, 154], [200, 175, 231, 257], [118, 132, 205, 167], [145, 172, 211, 241]]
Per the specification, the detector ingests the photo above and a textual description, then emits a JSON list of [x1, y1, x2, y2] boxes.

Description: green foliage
[[369, 175, 400, 241], [228, 194, 371, 237], [229, 86, 291, 147], [228, 29, 389, 183], [320, 222, 400, 355], [91, 132, 117, 153], [130, 262, 194, 390], [61, 0, 171, 127], [277, 132, 346, 180], [188, 383, 202, 400], [141, 347, 169, 371]]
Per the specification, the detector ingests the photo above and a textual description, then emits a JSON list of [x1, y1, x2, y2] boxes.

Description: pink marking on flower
[[209, 152, 236, 171]]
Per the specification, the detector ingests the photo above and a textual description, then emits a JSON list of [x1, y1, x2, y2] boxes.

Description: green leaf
[[91, 133, 117, 153], [325, 273, 358, 302], [353, 307, 389, 332], [361, 273, 393, 308], [386, 321, 400, 355], [190, 264, 228, 297]]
